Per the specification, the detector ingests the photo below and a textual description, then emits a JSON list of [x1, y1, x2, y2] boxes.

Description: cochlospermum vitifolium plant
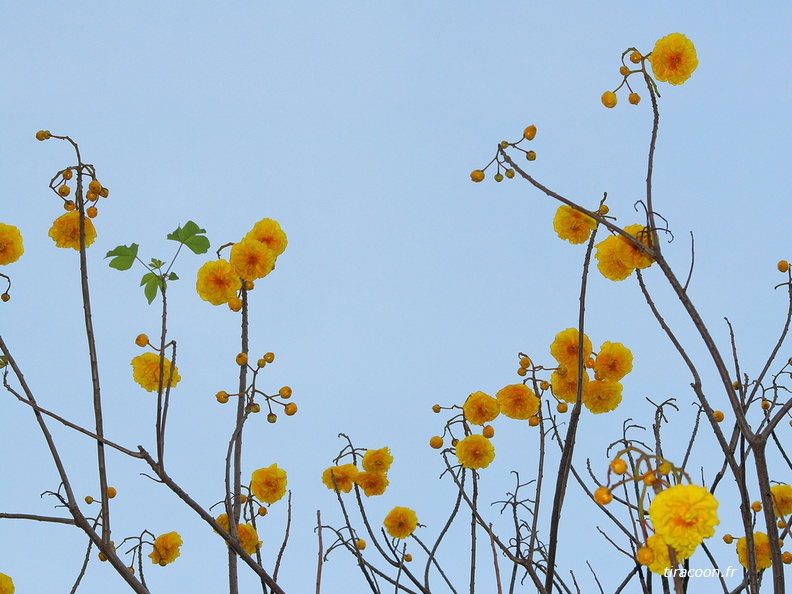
[[0, 221, 24, 303]]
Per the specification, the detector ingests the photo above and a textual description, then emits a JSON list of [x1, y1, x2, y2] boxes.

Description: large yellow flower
[[736, 532, 772, 571], [593, 342, 633, 382], [649, 484, 719, 558], [0, 573, 14, 594], [649, 33, 698, 85], [383, 506, 418, 539], [237, 523, 261, 555], [549, 328, 592, 368], [455, 434, 495, 469], [230, 238, 275, 281], [0, 223, 23, 265], [594, 225, 654, 281], [583, 380, 623, 414], [131, 352, 181, 392], [771, 484, 792, 517], [321, 464, 359, 493], [550, 369, 589, 403], [246, 218, 288, 257], [552, 205, 597, 245], [496, 384, 540, 420], [362, 447, 393, 474], [250, 464, 287, 504], [462, 391, 500, 425], [196, 259, 242, 305], [148, 532, 182, 566], [642, 533, 688, 575], [623, 224, 654, 270], [48, 211, 97, 250], [355, 472, 389, 497]]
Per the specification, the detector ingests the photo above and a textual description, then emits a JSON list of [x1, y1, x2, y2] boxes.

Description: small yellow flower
[[246, 218, 288, 257], [455, 434, 495, 469], [48, 211, 97, 250], [593, 342, 633, 382], [196, 259, 242, 305], [131, 352, 181, 392], [470, 169, 485, 182], [552, 205, 597, 245], [230, 238, 276, 280], [383, 506, 418, 539], [495, 384, 540, 420], [237, 523, 261, 555], [321, 464, 359, 493], [582, 379, 623, 414], [0, 223, 24, 265], [355, 472, 389, 496], [148, 532, 182, 566], [549, 328, 593, 369], [0, 572, 14, 594], [362, 447, 393, 474], [250, 464, 287, 504], [462, 391, 500, 425], [737, 532, 772, 571], [649, 484, 719, 558], [649, 33, 698, 85], [771, 484, 792, 517], [643, 533, 688, 575], [550, 369, 589, 403]]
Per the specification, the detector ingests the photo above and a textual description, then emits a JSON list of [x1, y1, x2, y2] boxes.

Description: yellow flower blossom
[[643, 533, 688, 575], [230, 237, 276, 281], [0, 573, 14, 594], [321, 464, 359, 493], [455, 434, 495, 469], [649, 484, 719, 558], [148, 532, 182, 566], [246, 218, 288, 257], [771, 484, 792, 517], [649, 33, 698, 85], [215, 513, 230, 533], [552, 205, 597, 245], [383, 506, 418, 539], [595, 225, 654, 281], [362, 447, 393, 474], [48, 211, 96, 250], [583, 379, 623, 414], [549, 328, 592, 368], [0, 223, 24, 265], [250, 464, 287, 504], [594, 341, 633, 381], [131, 352, 181, 392], [550, 369, 589, 403], [237, 523, 261, 555], [737, 532, 772, 571], [196, 259, 242, 305], [355, 472, 389, 496], [623, 224, 655, 270], [496, 384, 540, 420], [462, 391, 500, 425]]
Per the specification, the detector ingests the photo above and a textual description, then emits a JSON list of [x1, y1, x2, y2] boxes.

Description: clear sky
[[2, 2, 792, 592]]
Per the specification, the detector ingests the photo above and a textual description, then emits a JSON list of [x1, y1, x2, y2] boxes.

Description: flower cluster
[[594, 224, 654, 281], [148, 532, 182, 566], [469, 125, 538, 183], [322, 447, 392, 497], [214, 352, 296, 422], [196, 218, 287, 309]]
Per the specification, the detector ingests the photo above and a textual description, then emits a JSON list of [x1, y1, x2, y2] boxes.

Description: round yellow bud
[[539, 380, 550, 391], [642, 471, 656, 486], [432, 404, 441, 413], [99, 187, 109, 198], [517, 367, 527, 377], [216, 391, 229, 404], [1, 293, 9, 303], [239, 494, 247, 504], [523, 125, 537, 141], [619, 65, 630, 76], [250, 403, 261, 414], [86, 206, 98, 219], [593, 486, 612, 505], [236, 352, 248, 366], [519, 356, 531, 369], [284, 402, 298, 416], [267, 413, 277, 423], [778, 260, 789, 273], [135, 334, 149, 347], [470, 169, 485, 183], [86, 191, 99, 202], [482, 425, 495, 438], [657, 461, 673, 476], [279, 386, 293, 399], [598, 204, 610, 215], [713, 410, 724, 422], [556, 402, 568, 414], [504, 169, 515, 179], [228, 297, 243, 312], [629, 51, 642, 64], [98, 552, 107, 562], [751, 501, 762, 513], [404, 553, 413, 562], [429, 436, 444, 449], [36, 130, 51, 141], [601, 91, 617, 108], [762, 399, 771, 411], [723, 534, 733, 544], [528, 415, 540, 427], [356, 539, 366, 550], [264, 352, 275, 363], [783, 551, 792, 564], [609, 458, 627, 475], [85, 496, 94, 504], [58, 185, 71, 197], [106, 487, 117, 499], [636, 546, 654, 566], [628, 93, 641, 105], [525, 150, 536, 161], [89, 180, 102, 193], [258, 506, 268, 516], [62, 169, 73, 180]]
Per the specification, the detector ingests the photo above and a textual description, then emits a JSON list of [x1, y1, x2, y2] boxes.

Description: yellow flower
[[550, 369, 589, 403], [355, 472, 389, 496], [0, 573, 14, 594], [552, 205, 597, 245], [215, 513, 230, 533], [196, 259, 242, 305], [455, 434, 495, 469], [383, 506, 418, 539], [594, 342, 633, 381], [737, 532, 772, 571], [623, 224, 655, 270], [643, 533, 688, 575], [0, 223, 24, 265], [230, 238, 276, 281], [148, 532, 182, 566], [321, 464, 359, 493], [649, 33, 698, 85], [250, 464, 287, 504], [362, 447, 393, 474], [237, 523, 261, 555], [48, 211, 96, 250], [131, 352, 181, 392], [246, 218, 288, 257], [462, 391, 500, 425], [583, 380, 623, 414], [594, 225, 654, 281], [649, 484, 720, 558], [549, 328, 593, 368], [771, 484, 792, 517], [496, 384, 540, 420]]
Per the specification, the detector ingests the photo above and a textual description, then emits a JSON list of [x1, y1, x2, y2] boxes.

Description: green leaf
[[168, 220, 210, 255], [149, 258, 166, 270], [140, 272, 164, 305], [167, 272, 179, 281], [105, 244, 139, 271]]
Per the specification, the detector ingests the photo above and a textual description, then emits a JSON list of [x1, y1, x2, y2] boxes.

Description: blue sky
[[2, 2, 792, 591]]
